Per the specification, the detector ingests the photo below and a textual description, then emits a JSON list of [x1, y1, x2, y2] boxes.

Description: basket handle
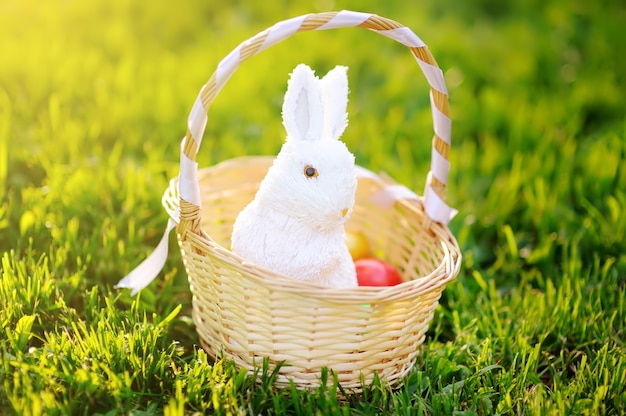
[[178, 10, 457, 234]]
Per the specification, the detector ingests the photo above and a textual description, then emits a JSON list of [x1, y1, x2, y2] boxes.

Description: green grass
[[1, 0, 625, 414]]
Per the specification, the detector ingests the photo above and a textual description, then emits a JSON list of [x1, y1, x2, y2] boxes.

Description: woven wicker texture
[[167, 11, 462, 391]]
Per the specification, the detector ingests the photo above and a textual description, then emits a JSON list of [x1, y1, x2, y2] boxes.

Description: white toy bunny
[[231, 64, 358, 288]]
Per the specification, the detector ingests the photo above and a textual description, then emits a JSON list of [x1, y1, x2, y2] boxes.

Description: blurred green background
[[1, 0, 625, 414]]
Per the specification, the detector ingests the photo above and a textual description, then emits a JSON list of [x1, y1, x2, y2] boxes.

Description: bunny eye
[[304, 165, 319, 178]]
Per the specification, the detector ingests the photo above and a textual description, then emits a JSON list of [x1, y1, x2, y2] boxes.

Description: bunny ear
[[282, 64, 324, 142], [320, 65, 349, 140]]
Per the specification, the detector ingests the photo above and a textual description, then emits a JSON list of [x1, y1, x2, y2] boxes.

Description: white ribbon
[[115, 213, 178, 296], [356, 166, 457, 224], [423, 173, 458, 224], [356, 166, 421, 209], [431, 95, 452, 145], [370, 184, 421, 209], [259, 15, 308, 53], [179, 140, 202, 208], [318, 10, 371, 30], [416, 59, 448, 95], [373, 27, 426, 48], [431, 147, 450, 186], [188, 87, 208, 148], [215, 47, 241, 96]]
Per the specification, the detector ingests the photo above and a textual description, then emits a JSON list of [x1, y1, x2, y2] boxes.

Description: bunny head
[[255, 64, 357, 230]]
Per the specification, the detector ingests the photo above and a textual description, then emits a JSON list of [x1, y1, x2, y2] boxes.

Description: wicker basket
[[165, 11, 462, 391]]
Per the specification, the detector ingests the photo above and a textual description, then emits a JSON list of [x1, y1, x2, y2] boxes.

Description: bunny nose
[[342, 208, 349, 218]]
